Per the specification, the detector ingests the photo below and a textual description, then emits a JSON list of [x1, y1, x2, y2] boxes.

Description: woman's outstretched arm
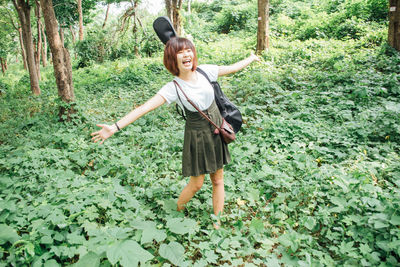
[[91, 94, 166, 144], [218, 53, 260, 77]]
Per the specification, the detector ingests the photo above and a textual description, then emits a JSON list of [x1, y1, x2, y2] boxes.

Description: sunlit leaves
[[106, 240, 153, 267], [166, 218, 198, 235], [73, 252, 100, 267], [0, 224, 19, 245], [159, 242, 186, 266]]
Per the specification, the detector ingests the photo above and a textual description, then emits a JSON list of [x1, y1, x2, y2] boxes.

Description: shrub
[[0, 79, 9, 95], [214, 2, 257, 34], [75, 30, 111, 68]]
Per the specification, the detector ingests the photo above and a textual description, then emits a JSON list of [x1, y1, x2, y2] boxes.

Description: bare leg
[[210, 168, 224, 228], [177, 174, 205, 211]]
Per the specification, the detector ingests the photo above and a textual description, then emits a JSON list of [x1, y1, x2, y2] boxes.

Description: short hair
[[163, 37, 198, 76]]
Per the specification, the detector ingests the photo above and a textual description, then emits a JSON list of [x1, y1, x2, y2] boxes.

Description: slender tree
[[389, 0, 400, 50], [102, 3, 110, 28], [41, 23, 47, 66], [12, 0, 41, 95], [3, 5, 27, 69], [40, 0, 75, 120], [165, 0, 183, 35], [256, 0, 269, 53], [70, 25, 76, 42], [0, 58, 5, 75], [77, 0, 83, 40], [119, 0, 144, 57], [34, 0, 41, 80]]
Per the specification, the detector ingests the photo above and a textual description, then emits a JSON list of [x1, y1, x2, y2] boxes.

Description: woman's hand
[[218, 52, 261, 77], [249, 52, 261, 63], [91, 124, 117, 144]]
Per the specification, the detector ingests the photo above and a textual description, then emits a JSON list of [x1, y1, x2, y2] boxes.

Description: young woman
[[91, 37, 259, 228]]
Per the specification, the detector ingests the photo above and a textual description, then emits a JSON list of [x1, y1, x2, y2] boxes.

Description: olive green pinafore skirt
[[182, 100, 231, 177]]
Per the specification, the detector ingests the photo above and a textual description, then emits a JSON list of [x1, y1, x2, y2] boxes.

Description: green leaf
[[141, 228, 167, 244], [43, 259, 60, 267], [359, 243, 372, 255], [166, 218, 198, 235], [73, 252, 100, 267], [374, 220, 388, 229], [250, 218, 264, 233], [40, 235, 53, 245], [106, 240, 153, 267], [304, 217, 316, 231], [67, 231, 86, 245], [205, 250, 218, 263], [390, 215, 400, 226], [159, 242, 185, 266], [265, 255, 280, 267], [131, 220, 167, 244], [0, 224, 20, 245], [385, 101, 400, 113]]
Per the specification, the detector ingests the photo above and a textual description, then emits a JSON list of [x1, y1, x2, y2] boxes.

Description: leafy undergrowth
[[0, 35, 400, 267]]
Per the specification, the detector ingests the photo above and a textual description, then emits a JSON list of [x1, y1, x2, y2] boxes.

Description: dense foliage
[[1, 0, 400, 266]]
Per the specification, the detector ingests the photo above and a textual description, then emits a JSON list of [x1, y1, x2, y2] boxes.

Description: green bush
[[75, 30, 111, 68], [214, 2, 257, 33], [271, 0, 387, 42], [0, 79, 9, 95]]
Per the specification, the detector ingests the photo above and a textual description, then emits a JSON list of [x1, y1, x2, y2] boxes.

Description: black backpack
[[196, 68, 243, 133], [174, 68, 243, 133]]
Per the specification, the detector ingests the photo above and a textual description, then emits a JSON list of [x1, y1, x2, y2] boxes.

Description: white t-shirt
[[157, 64, 219, 112]]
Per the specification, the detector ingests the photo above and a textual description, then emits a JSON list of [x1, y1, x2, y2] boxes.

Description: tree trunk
[[70, 25, 76, 43], [389, 0, 400, 51], [165, 0, 182, 35], [59, 27, 65, 46], [132, 1, 139, 57], [0, 58, 5, 76], [256, 0, 270, 53], [40, 0, 75, 121], [35, 1, 42, 80], [18, 27, 28, 70], [165, 0, 172, 21], [102, 3, 110, 29], [41, 25, 47, 67], [173, 0, 183, 35], [12, 0, 41, 95], [78, 0, 83, 41]]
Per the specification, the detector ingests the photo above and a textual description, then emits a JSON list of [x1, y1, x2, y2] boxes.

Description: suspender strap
[[173, 80, 220, 130], [196, 67, 211, 83]]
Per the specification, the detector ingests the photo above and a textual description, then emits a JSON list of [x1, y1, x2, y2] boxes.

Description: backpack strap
[[173, 80, 187, 120], [173, 80, 221, 131], [196, 67, 212, 84]]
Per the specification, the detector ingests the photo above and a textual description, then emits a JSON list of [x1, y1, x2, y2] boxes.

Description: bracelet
[[115, 122, 121, 131]]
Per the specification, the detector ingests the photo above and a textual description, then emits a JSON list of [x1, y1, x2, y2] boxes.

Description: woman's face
[[176, 48, 194, 73]]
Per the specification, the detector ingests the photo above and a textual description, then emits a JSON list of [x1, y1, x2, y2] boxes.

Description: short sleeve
[[198, 64, 219, 82], [157, 81, 177, 105]]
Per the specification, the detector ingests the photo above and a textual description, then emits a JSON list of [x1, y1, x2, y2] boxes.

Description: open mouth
[[183, 59, 192, 66]]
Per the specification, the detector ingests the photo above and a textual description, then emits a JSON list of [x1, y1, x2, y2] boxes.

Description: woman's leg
[[209, 168, 225, 218], [177, 174, 205, 211]]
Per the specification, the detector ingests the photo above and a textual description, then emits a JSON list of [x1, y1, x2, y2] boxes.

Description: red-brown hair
[[163, 37, 198, 76]]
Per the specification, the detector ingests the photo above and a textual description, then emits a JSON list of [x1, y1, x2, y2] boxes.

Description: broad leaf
[[43, 259, 60, 267], [73, 252, 100, 267], [0, 224, 20, 245], [166, 218, 198, 235], [106, 240, 153, 267], [304, 217, 316, 230], [159, 242, 185, 266]]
